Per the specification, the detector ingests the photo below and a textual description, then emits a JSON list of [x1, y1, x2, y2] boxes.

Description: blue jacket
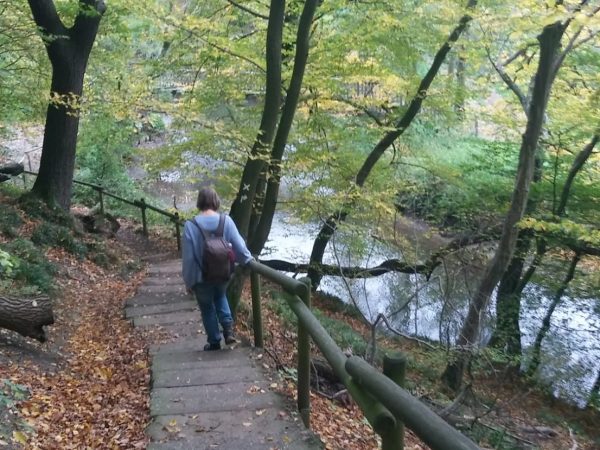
[[182, 213, 253, 289]]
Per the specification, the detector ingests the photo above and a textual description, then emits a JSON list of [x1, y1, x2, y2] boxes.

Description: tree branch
[[486, 48, 528, 111], [226, 0, 269, 20], [27, 0, 66, 36]]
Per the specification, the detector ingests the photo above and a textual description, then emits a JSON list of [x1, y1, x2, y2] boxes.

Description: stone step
[[125, 293, 189, 307], [153, 365, 263, 388], [149, 338, 207, 356], [125, 300, 198, 318], [146, 410, 321, 450], [143, 276, 183, 286], [133, 311, 201, 327], [150, 382, 277, 416], [147, 262, 181, 275], [151, 323, 205, 340], [152, 348, 253, 372], [137, 284, 186, 295]]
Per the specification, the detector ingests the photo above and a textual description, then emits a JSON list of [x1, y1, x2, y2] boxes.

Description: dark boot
[[223, 326, 237, 345], [204, 342, 221, 351]]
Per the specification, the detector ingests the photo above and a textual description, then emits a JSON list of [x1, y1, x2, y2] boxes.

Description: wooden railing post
[[297, 277, 311, 428], [174, 212, 181, 251], [382, 354, 407, 450], [250, 268, 263, 348], [140, 198, 148, 237]]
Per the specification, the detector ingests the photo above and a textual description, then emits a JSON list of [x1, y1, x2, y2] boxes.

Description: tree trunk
[[588, 370, 600, 408], [442, 20, 566, 391], [248, 0, 320, 255], [492, 133, 598, 361], [527, 251, 580, 376], [0, 295, 54, 342], [228, 0, 285, 238], [27, 0, 105, 210], [228, 0, 319, 314], [307, 0, 477, 288], [489, 237, 527, 356]]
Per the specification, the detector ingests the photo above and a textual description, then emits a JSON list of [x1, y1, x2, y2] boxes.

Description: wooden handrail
[[248, 259, 482, 450], [21, 170, 184, 249]]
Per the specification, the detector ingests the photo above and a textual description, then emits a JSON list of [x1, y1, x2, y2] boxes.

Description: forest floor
[[0, 190, 599, 449]]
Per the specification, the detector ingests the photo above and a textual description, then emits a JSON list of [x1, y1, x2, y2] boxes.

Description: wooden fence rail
[[247, 259, 482, 450], [22, 171, 183, 250]]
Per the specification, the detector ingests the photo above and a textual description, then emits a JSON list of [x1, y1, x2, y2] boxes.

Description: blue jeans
[[193, 283, 233, 345]]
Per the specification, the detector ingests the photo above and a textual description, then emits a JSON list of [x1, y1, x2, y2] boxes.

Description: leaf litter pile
[[0, 245, 151, 449]]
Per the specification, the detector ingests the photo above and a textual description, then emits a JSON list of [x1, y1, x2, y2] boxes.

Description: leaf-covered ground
[[0, 243, 150, 449]]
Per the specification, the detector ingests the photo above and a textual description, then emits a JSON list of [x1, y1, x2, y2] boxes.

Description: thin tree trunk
[[489, 236, 527, 356], [493, 133, 598, 359], [588, 370, 600, 408], [307, 0, 477, 288], [527, 251, 580, 376], [442, 20, 567, 391]]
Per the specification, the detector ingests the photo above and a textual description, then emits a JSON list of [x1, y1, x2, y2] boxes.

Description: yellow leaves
[[12, 431, 27, 445], [519, 217, 600, 247]]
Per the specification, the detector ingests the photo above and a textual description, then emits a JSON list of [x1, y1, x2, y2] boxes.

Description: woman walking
[[182, 187, 253, 350]]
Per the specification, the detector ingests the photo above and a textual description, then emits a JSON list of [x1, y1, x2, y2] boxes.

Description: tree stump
[[0, 295, 54, 342]]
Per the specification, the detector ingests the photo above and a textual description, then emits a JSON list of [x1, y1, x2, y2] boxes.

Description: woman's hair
[[196, 187, 221, 211]]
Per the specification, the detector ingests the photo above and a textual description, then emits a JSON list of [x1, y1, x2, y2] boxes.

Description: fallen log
[[0, 162, 24, 183], [0, 295, 54, 342]]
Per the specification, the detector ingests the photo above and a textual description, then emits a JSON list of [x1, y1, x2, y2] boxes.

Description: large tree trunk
[[441, 20, 567, 391], [27, 0, 105, 210], [307, 0, 477, 288], [0, 295, 54, 342]]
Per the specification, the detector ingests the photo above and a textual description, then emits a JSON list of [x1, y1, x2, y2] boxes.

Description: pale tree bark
[[441, 20, 568, 391], [27, 0, 106, 210], [307, 0, 477, 289]]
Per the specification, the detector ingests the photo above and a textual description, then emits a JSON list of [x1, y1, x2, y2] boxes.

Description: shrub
[[0, 239, 55, 294]]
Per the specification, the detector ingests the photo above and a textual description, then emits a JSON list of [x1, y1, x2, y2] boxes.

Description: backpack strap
[[215, 214, 225, 237], [191, 218, 209, 241]]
